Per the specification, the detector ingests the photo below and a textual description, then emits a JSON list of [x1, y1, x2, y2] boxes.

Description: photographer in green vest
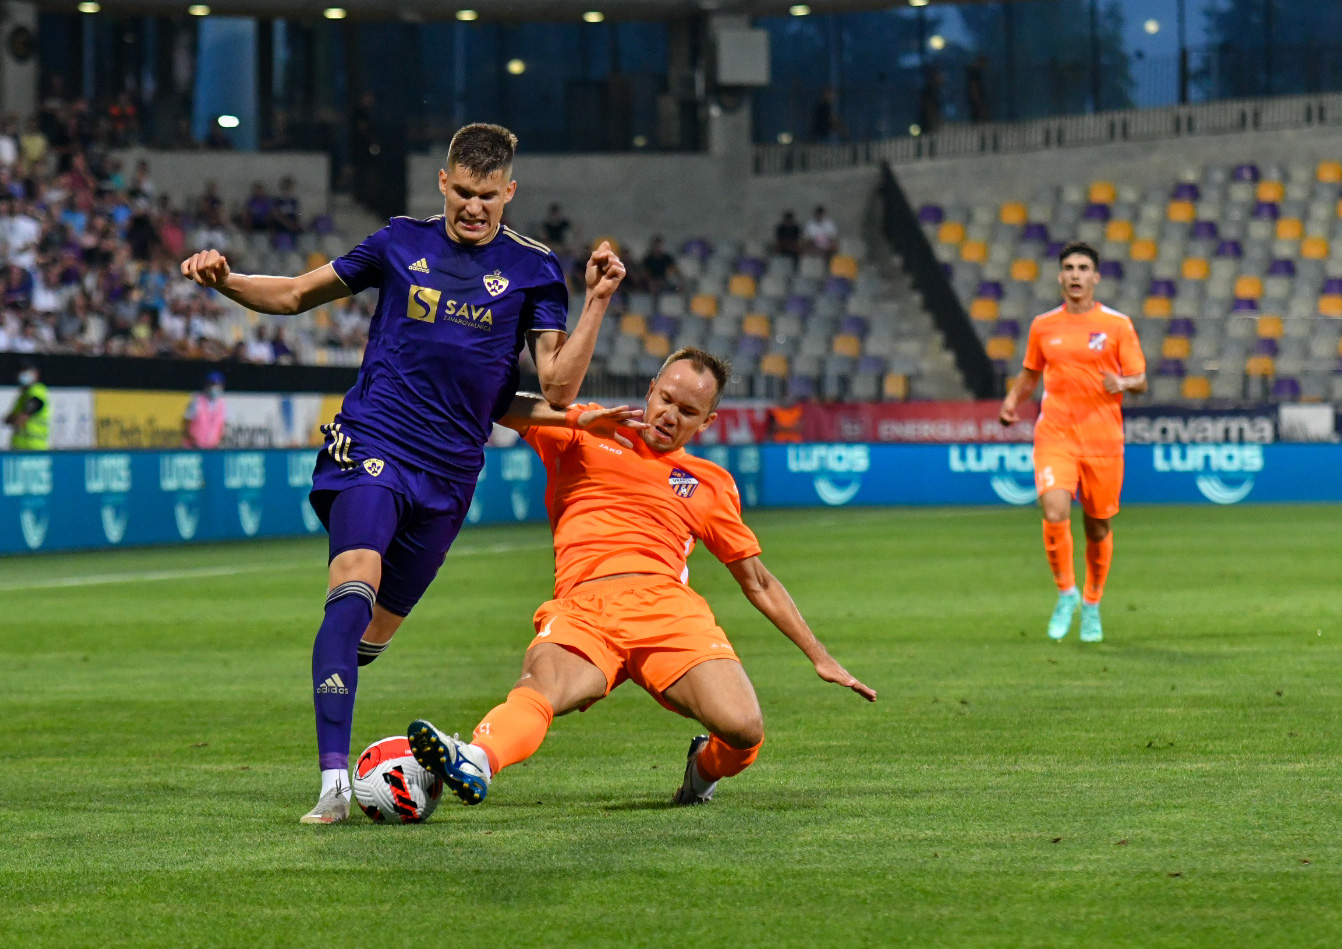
[[5, 359, 50, 451]]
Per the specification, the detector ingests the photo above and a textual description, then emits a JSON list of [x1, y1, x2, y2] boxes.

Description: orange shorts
[[1033, 447, 1124, 519], [528, 574, 740, 712]]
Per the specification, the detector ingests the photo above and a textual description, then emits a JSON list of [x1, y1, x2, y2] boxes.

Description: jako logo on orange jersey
[[669, 468, 699, 498]]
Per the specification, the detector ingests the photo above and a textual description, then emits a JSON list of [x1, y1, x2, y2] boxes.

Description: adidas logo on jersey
[[408, 258, 430, 273], [317, 673, 350, 695]]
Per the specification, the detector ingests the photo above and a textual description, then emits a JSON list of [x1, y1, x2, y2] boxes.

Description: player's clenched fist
[[585, 240, 626, 300], [181, 250, 231, 289]]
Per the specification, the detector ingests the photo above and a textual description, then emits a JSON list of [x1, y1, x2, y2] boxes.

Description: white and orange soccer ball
[[353, 736, 444, 824]]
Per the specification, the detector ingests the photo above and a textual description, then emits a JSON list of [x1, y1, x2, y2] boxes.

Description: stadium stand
[[924, 160, 1342, 404]]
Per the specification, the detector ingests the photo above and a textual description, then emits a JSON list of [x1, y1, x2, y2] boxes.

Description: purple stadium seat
[[992, 359, 1011, 376], [1099, 260, 1124, 280], [1045, 240, 1065, 258], [736, 335, 766, 358], [976, 280, 1005, 300], [737, 257, 766, 279], [1253, 201, 1280, 220], [783, 295, 812, 317], [1172, 182, 1201, 201], [649, 315, 679, 337], [1168, 318, 1196, 338], [1022, 222, 1050, 242], [1215, 240, 1244, 259], [1156, 358, 1186, 377], [1232, 297, 1260, 313], [995, 319, 1022, 338], [1233, 164, 1261, 182], [1082, 203, 1112, 222], [1267, 258, 1296, 277], [839, 315, 869, 337], [311, 214, 335, 236], [681, 238, 712, 260], [1191, 219, 1219, 240], [1324, 278, 1342, 295], [823, 276, 853, 298], [273, 231, 296, 252], [940, 263, 954, 279], [918, 204, 945, 224], [787, 375, 816, 399], [1253, 337, 1278, 356], [1149, 279, 1177, 299], [1272, 377, 1301, 400], [857, 355, 887, 375]]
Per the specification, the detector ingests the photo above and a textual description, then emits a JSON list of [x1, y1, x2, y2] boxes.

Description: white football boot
[[408, 719, 492, 805], [299, 787, 351, 824], [671, 734, 716, 806]]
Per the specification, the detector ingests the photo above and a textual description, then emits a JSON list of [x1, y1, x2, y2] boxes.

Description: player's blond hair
[[658, 347, 731, 410], [447, 124, 518, 178]]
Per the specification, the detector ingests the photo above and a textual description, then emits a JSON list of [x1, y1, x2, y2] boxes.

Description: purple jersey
[[330, 217, 568, 481]]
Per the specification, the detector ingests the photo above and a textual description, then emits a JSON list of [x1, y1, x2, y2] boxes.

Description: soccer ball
[[353, 736, 443, 824]]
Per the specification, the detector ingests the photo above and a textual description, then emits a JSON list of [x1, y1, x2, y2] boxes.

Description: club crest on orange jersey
[[669, 468, 699, 499], [483, 270, 509, 297], [1089, 332, 1108, 351]]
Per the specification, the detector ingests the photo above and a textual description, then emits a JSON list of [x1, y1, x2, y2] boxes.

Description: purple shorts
[[309, 447, 475, 617]]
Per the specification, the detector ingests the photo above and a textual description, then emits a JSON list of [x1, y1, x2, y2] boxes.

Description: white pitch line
[[0, 540, 550, 592]]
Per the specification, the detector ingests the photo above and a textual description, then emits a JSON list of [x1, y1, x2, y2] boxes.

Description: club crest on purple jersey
[[483, 270, 509, 297], [1088, 332, 1108, 351], [669, 468, 699, 499]]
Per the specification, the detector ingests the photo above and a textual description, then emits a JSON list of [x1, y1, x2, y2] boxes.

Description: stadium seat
[[1256, 180, 1285, 203], [1319, 295, 1342, 318], [1276, 218, 1304, 241], [1245, 355, 1275, 376], [1167, 200, 1196, 223], [620, 313, 647, 337], [1088, 181, 1117, 204], [644, 334, 671, 358], [938, 221, 966, 245], [1161, 337, 1192, 359], [970, 298, 1000, 321], [593, 236, 622, 253], [742, 314, 770, 337], [1257, 315, 1285, 339], [1301, 236, 1330, 260], [689, 294, 718, 318], [830, 255, 859, 279], [1104, 220, 1134, 243], [1000, 201, 1028, 225], [1181, 376, 1212, 400], [727, 274, 757, 299], [985, 337, 1016, 360], [1010, 259, 1039, 282], [832, 334, 861, 358], [1182, 257, 1210, 280], [761, 353, 789, 378], [1130, 239, 1158, 261], [1318, 161, 1342, 183], [1233, 275, 1264, 299], [883, 372, 909, 400], [960, 240, 989, 263], [1143, 297, 1173, 318]]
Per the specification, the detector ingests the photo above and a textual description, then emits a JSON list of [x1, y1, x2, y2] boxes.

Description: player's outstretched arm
[[1103, 370, 1147, 395], [497, 393, 647, 448], [726, 555, 876, 702], [531, 242, 625, 407], [999, 367, 1041, 426], [180, 250, 351, 315]]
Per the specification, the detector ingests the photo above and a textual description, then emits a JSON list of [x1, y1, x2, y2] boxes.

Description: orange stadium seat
[[1318, 161, 1342, 183], [592, 236, 622, 253], [1257, 315, 1284, 339], [960, 240, 989, 263], [306, 252, 329, 271], [999, 201, 1028, 225], [1167, 200, 1196, 223], [742, 314, 771, 337], [883, 372, 909, 400], [620, 313, 647, 336], [970, 298, 1000, 321], [985, 337, 1016, 360], [1245, 355, 1275, 376], [937, 221, 966, 244], [1319, 295, 1342, 318], [1302, 236, 1330, 260], [829, 255, 858, 279], [1181, 257, 1210, 280], [1276, 218, 1304, 241], [1256, 180, 1285, 203], [1010, 258, 1039, 282], [313, 308, 332, 329], [1143, 297, 1173, 318], [1161, 336, 1191, 359], [690, 294, 718, 318], [1088, 181, 1116, 204], [728, 274, 757, 298], [1104, 220, 1133, 243], [761, 353, 789, 378], [1129, 239, 1158, 261], [1233, 275, 1263, 299], [643, 334, 671, 358], [832, 334, 862, 358], [1181, 376, 1212, 400]]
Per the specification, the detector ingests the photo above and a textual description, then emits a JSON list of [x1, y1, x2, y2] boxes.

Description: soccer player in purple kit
[[181, 123, 627, 823]]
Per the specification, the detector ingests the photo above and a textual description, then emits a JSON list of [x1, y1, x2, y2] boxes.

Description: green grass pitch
[[1, 504, 1340, 948]]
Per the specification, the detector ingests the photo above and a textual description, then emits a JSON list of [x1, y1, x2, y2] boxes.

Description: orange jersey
[[523, 409, 762, 598], [1023, 303, 1146, 456]]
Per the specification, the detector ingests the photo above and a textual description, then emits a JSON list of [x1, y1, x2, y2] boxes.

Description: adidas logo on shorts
[[317, 673, 350, 695]]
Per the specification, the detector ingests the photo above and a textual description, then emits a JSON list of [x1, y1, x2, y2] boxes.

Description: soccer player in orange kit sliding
[[407, 347, 876, 806], [999, 242, 1146, 643]]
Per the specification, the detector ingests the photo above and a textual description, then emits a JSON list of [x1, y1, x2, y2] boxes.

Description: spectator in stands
[[1, 195, 41, 269], [204, 122, 234, 150], [271, 326, 295, 364], [126, 198, 158, 261], [0, 116, 18, 170], [3, 260, 34, 310], [243, 182, 272, 233], [918, 67, 944, 135], [129, 160, 156, 201], [270, 177, 302, 242], [245, 325, 275, 364], [774, 210, 801, 261], [20, 117, 47, 172], [802, 205, 838, 258], [182, 370, 227, 449], [541, 203, 572, 253], [966, 54, 990, 123], [811, 86, 845, 143], [642, 235, 679, 294], [107, 91, 139, 148]]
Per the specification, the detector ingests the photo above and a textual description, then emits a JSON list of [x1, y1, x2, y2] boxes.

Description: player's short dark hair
[[1059, 241, 1100, 268], [658, 347, 731, 410], [447, 123, 518, 179]]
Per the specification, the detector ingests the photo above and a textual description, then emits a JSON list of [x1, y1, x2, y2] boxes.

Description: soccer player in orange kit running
[[999, 242, 1146, 643], [408, 347, 876, 806]]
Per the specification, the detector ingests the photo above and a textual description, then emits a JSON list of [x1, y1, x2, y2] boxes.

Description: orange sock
[[697, 735, 763, 782], [471, 687, 554, 775], [1042, 520, 1076, 592], [1084, 533, 1114, 604]]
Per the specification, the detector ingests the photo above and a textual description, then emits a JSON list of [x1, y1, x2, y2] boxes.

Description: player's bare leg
[[408, 643, 607, 804], [1080, 514, 1112, 642], [1040, 489, 1081, 641], [356, 605, 405, 666], [661, 659, 765, 805]]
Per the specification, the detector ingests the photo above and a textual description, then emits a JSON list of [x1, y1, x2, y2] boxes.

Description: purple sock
[[313, 580, 376, 771]]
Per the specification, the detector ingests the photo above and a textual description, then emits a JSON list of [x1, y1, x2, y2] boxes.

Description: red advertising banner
[[698, 401, 1039, 445]]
